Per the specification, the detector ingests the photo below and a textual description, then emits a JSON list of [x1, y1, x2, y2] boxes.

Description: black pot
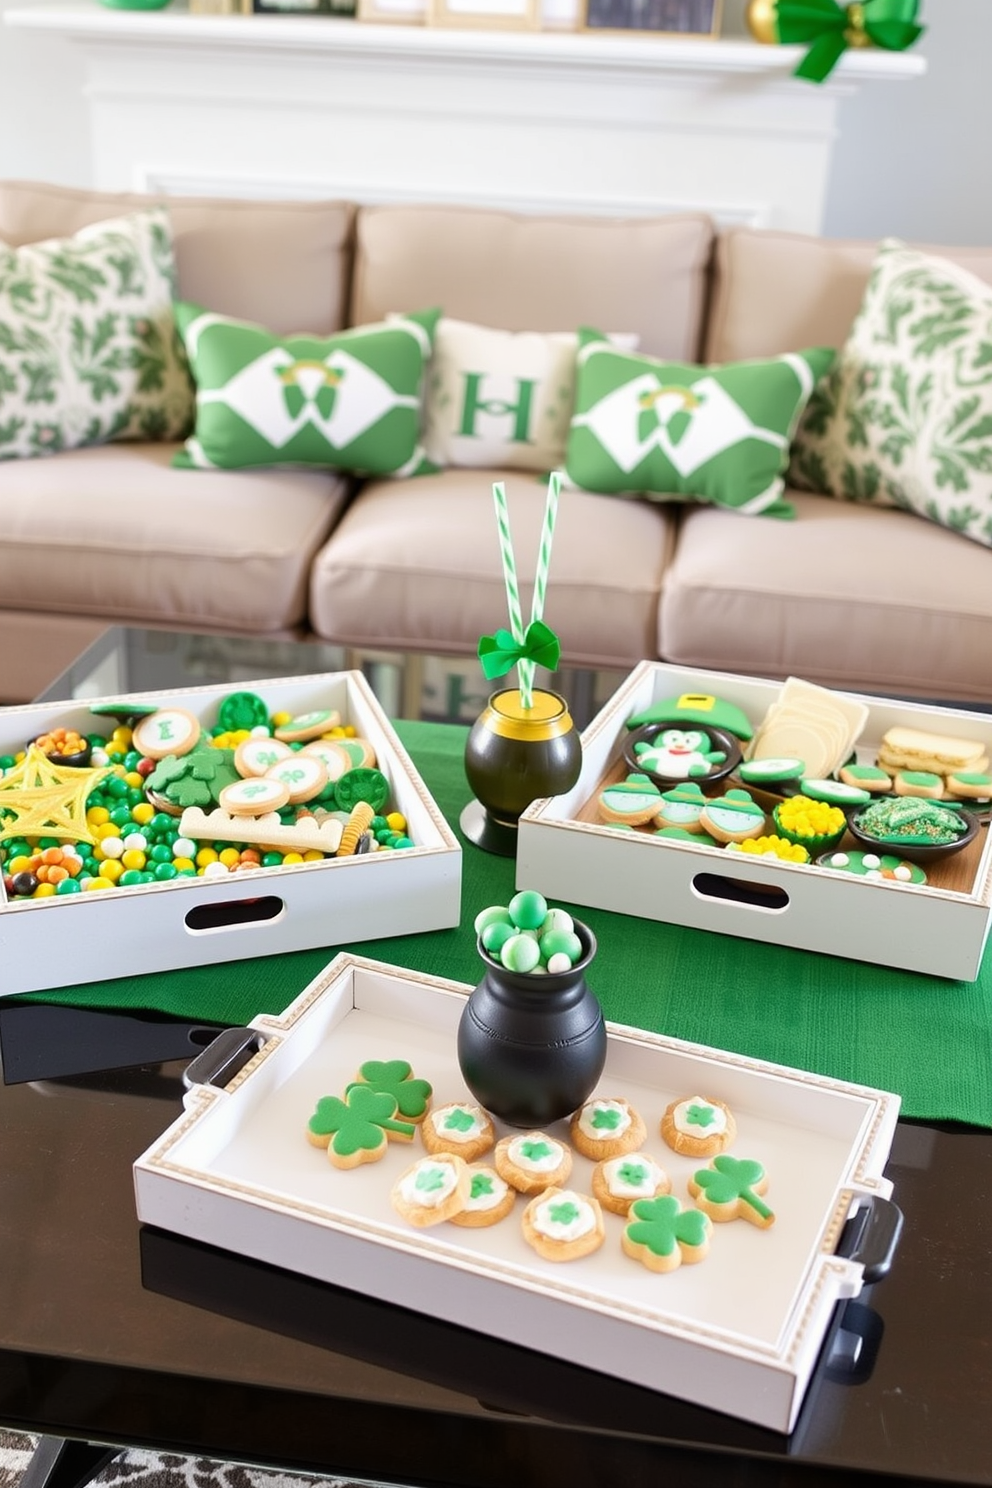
[[456, 919, 607, 1126]]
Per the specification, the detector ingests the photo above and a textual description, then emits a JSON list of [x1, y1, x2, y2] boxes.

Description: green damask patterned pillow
[[174, 304, 439, 475], [565, 330, 834, 517], [0, 208, 194, 461], [790, 240, 992, 548]]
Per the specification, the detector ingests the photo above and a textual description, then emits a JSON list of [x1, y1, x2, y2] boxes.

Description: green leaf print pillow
[[0, 208, 194, 461], [173, 304, 440, 476], [565, 329, 834, 518], [789, 240, 992, 549]]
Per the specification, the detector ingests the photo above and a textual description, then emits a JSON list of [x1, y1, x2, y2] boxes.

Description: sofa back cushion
[[706, 226, 992, 363], [350, 204, 714, 361], [0, 181, 354, 336]]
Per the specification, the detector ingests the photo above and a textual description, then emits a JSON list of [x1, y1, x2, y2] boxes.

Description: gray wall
[[0, 0, 988, 246]]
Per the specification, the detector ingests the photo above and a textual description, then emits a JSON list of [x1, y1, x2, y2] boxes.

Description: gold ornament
[[745, 0, 779, 45]]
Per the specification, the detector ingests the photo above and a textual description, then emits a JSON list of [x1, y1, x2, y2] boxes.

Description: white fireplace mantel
[[5, 4, 926, 231]]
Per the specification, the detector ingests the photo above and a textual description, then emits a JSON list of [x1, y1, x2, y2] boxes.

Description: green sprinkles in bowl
[[854, 796, 968, 846]]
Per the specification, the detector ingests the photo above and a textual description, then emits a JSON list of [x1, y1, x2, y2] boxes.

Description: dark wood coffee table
[[2, 628, 990, 1488]]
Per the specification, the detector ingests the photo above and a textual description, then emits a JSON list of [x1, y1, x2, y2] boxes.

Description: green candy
[[474, 904, 512, 936], [482, 921, 517, 955], [500, 933, 542, 974], [508, 889, 548, 930], [540, 929, 582, 964]]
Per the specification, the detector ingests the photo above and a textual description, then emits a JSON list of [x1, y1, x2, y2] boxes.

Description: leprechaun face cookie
[[494, 1132, 573, 1193], [521, 1188, 605, 1262], [569, 1097, 646, 1161], [591, 1153, 671, 1216], [660, 1095, 736, 1159], [698, 790, 767, 844], [390, 1152, 471, 1227], [421, 1102, 495, 1162], [654, 781, 709, 831], [597, 773, 661, 827], [621, 1194, 712, 1274], [448, 1165, 516, 1228]]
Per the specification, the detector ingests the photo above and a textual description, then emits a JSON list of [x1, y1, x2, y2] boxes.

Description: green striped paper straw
[[519, 470, 562, 703], [491, 480, 532, 707]]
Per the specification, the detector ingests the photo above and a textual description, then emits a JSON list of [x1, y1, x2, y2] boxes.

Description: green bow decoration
[[478, 619, 561, 681], [774, 0, 924, 82]]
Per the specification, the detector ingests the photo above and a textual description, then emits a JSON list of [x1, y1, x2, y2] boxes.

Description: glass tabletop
[[4, 624, 991, 1487], [34, 625, 628, 731]]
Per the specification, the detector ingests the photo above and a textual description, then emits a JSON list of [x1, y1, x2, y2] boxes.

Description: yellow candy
[[83, 876, 115, 892], [172, 856, 195, 873], [196, 847, 219, 867], [121, 849, 146, 871], [303, 849, 324, 862], [87, 806, 111, 826], [271, 711, 292, 728], [32, 881, 57, 898], [219, 847, 241, 868], [385, 811, 407, 832], [124, 771, 144, 789], [282, 851, 304, 865], [100, 859, 124, 883], [131, 803, 155, 825], [7, 855, 31, 875]]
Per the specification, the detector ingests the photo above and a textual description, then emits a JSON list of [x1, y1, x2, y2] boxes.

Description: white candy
[[250, 725, 272, 738], [546, 952, 573, 974], [863, 854, 881, 869], [91, 749, 111, 767], [202, 860, 231, 878], [894, 865, 912, 881], [173, 836, 196, 858], [99, 836, 124, 860], [122, 832, 148, 853]]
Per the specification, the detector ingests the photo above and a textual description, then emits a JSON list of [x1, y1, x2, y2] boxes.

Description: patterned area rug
[[0, 1433, 380, 1488]]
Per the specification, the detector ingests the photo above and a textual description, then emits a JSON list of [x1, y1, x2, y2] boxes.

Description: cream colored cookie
[[448, 1164, 516, 1228], [273, 709, 342, 743], [621, 1194, 712, 1273], [892, 770, 945, 800], [591, 1152, 671, 1216], [390, 1152, 470, 1228], [494, 1131, 572, 1194], [421, 1102, 495, 1162], [596, 774, 662, 827], [569, 1097, 646, 1161], [132, 707, 201, 761], [521, 1187, 605, 1262], [660, 1095, 736, 1158], [945, 769, 992, 801], [688, 1154, 775, 1229]]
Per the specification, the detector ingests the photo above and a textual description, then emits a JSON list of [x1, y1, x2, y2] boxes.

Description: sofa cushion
[[0, 443, 348, 633], [565, 330, 833, 517], [308, 468, 676, 669], [660, 491, 992, 703], [790, 241, 992, 551], [0, 208, 194, 461], [0, 181, 354, 336], [351, 204, 713, 361], [419, 319, 638, 474], [174, 302, 437, 476], [705, 226, 992, 364]]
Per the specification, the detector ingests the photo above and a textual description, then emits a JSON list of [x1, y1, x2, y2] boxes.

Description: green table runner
[[18, 720, 992, 1127]]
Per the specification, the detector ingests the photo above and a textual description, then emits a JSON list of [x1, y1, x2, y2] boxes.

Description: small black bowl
[[623, 721, 742, 791], [847, 802, 980, 865]]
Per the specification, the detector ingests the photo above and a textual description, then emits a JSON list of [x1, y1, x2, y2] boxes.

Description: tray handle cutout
[[182, 1026, 267, 1091], [184, 895, 285, 934], [837, 1195, 904, 1285], [691, 872, 790, 915]]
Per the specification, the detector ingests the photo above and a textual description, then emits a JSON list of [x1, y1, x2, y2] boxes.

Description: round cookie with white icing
[[421, 1101, 495, 1162], [569, 1096, 646, 1161], [521, 1187, 605, 1262], [448, 1164, 516, 1228], [591, 1152, 671, 1216], [660, 1095, 736, 1159], [494, 1131, 572, 1194], [390, 1152, 471, 1228]]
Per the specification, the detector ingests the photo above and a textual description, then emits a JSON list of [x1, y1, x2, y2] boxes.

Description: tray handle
[[182, 1026, 267, 1091], [837, 1195, 904, 1284]]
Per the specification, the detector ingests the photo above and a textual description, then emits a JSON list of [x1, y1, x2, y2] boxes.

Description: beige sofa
[[3, 180, 992, 708]]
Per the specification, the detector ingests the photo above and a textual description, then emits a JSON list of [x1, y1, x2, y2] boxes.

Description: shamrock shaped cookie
[[688, 1154, 775, 1228], [621, 1194, 712, 1273], [306, 1085, 416, 1169], [349, 1059, 433, 1122]]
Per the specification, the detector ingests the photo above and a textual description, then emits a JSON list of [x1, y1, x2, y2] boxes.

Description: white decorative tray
[[133, 953, 902, 1434], [517, 661, 992, 980], [0, 671, 460, 995]]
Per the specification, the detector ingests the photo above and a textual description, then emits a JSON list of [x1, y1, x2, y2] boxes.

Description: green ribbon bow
[[774, 0, 924, 82], [477, 619, 561, 681]]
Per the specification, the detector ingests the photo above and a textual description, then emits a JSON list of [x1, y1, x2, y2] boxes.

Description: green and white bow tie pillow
[[173, 304, 440, 476], [0, 207, 193, 461], [565, 329, 835, 517]]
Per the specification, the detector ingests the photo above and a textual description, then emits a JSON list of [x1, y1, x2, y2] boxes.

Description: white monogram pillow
[[418, 318, 638, 473]]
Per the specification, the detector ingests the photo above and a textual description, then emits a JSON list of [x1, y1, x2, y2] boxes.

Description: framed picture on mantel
[[583, 0, 720, 34]]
